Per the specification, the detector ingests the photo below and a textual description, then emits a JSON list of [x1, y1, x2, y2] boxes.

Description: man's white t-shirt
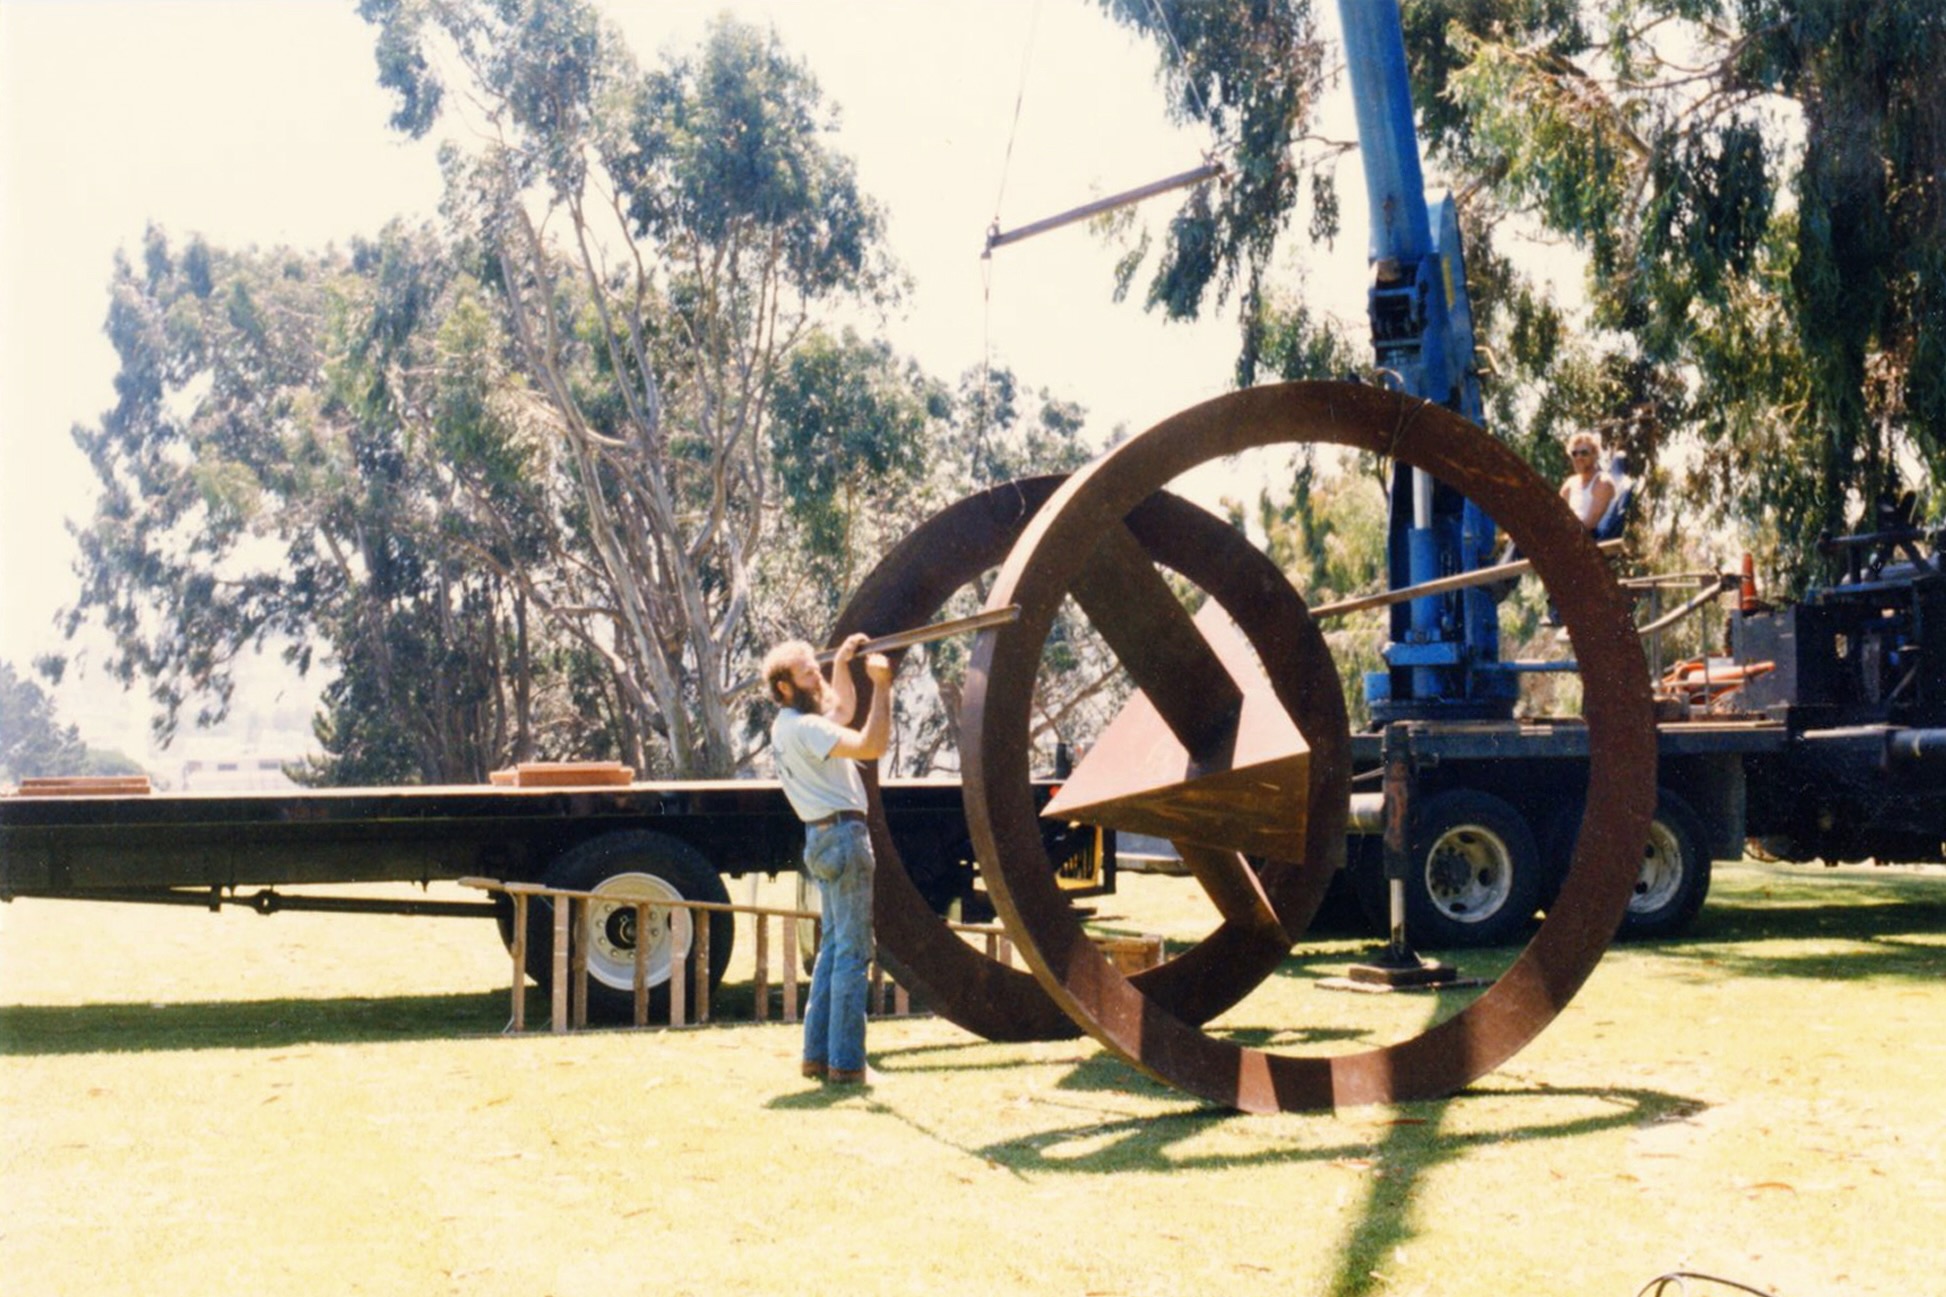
[[772, 707, 868, 822]]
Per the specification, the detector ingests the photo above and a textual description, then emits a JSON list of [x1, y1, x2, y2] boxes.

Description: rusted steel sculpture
[[961, 381, 1658, 1111], [830, 477, 1347, 1042]]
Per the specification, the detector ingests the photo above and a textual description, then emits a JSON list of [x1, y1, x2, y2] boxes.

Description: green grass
[[3, 861, 1943, 1296]]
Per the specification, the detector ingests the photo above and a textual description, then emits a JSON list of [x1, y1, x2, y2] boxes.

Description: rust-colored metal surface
[[832, 477, 1346, 1041], [1043, 600, 1317, 862], [962, 380, 1658, 1111]]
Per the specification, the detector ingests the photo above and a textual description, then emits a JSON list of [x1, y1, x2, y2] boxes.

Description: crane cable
[[976, 0, 1046, 482], [1141, 0, 1214, 128], [976, 0, 1217, 482]]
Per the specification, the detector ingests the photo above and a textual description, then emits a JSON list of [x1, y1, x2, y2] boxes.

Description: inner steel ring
[[832, 477, 1347, 1043], [962, 380, 1658, 1111]]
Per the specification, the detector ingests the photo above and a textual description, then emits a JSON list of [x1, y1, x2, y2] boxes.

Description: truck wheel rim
[[962, 380, 1659, 1111], [1424, 826, 1514, 923], [585, 873, 690, 990], [1632, 821, 1684, 913]]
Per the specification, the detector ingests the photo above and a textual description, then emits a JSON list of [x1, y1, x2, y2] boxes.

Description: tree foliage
[[64, 6, 1113, 785], [0, 661, 88, 785], [64, 224, 576, 783], [1407, 0, 1920, 582], [1115, 0, 1946, 592], [357, 1, 906, 775], [1093, 0, 1335, 384]]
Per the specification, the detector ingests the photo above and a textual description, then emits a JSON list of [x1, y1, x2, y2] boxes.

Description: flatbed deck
[[0, 776, 981, 901]]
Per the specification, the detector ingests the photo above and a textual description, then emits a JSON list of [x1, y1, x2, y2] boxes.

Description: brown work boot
[[800, 1060, 828, 1081], [827, 1065, 878, 1087]]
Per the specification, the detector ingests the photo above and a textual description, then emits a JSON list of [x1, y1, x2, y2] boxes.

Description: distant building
[[177, 752, 302, 792]]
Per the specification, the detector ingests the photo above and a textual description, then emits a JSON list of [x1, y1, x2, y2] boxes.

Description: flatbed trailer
[[0, 772, 1102, 1020]]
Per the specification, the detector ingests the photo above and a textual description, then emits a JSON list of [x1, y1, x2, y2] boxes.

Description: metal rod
[[985, 162, 1224, 253], [1636, 575, 1736, 637], [1310, 540, 1625, 620], [728, 605, 1022, 696], [813, 605, 1021, 664]]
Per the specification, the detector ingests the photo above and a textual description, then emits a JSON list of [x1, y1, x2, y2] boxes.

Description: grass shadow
[[1646, 926, 1945, 984], [971, 1082, 1684, 1177], [977, 1081, 1693, 1297], [0, 990, 511, 1055], [1628, 867, 1946, 985]]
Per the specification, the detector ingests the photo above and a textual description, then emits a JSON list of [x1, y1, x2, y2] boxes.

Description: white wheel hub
[[585, 872, 692, 990], [1423, 825, 1515, 924], [1631, 819, 1684, 914]]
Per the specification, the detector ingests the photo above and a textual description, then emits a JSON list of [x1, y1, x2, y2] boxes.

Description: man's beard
[[779, 677, 823, 713]]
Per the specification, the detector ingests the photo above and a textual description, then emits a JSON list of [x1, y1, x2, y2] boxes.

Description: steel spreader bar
[[984, 162, 1224, 254]]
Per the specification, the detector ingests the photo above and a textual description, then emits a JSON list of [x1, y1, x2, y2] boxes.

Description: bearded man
[[761, 633, 892, 1086]]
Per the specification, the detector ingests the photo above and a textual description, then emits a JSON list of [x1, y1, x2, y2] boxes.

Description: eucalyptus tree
[[64, 224, 559, 783], [359, 1, 903, 775], [1105, 0, 1946, 590], [0, 661, 88, 784], [1407, 0, 1946, 585]]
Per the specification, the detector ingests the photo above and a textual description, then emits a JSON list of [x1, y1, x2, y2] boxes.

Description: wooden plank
[[633, 903, 651, 1028], [753, 916, 770, 1024], [510, 892, 528, 1032], [14, 775, 153, 797], [572, 899, 591, 1030], [693, 910, 711, 1025], [669, 919, 687, 1028], [551, 896, 570, 1033], [782, 921, 800, 1024], [494, 761, 634, 788]]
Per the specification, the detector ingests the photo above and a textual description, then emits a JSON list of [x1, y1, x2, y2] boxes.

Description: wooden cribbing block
[[1094, 934, 1167, 975], [489, 761, 633, 788]]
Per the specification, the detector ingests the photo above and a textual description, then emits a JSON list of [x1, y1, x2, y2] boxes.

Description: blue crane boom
[[1336, 0, 1513, 722]]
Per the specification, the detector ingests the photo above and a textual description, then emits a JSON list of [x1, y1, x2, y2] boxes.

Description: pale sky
[[0, 0, 1375, 759]]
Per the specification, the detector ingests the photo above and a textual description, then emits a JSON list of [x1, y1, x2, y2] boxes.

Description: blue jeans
[[801, 818, 875, 1074]]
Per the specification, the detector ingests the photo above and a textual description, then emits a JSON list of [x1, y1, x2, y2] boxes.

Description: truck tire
[[1617, 791, 1710, 940], [1405, 789, 1543, 948], [526, 831, 735, 1024], [1344, 831, 1392, 936]]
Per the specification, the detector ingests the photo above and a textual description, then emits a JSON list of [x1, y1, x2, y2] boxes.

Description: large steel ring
[[832, 477, 1348, 1042], [963, 380, 1658, 1111]]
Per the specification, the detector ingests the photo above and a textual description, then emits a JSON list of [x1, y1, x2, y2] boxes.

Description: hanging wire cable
[[1142, 0, 1214, 129], [978, 0, 1045, 485], [989, 0, 1044, 238]]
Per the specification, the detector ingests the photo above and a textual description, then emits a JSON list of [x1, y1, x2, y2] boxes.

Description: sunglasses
[[1570, 448, 1595, 458]]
